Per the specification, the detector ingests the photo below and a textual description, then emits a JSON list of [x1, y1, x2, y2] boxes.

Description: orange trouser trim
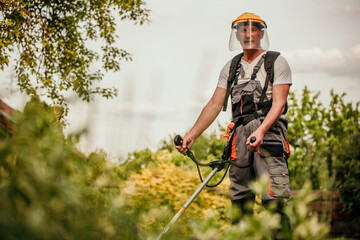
[[285, 138, 291, 157], [230, 132, 237, 161], [269, 175, 276, 197]]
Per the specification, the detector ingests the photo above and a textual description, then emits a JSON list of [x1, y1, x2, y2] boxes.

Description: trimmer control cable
[[174, 135, 256, 187]]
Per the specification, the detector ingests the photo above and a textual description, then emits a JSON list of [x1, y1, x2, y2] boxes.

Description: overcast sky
[[1, 0, 360, 160]]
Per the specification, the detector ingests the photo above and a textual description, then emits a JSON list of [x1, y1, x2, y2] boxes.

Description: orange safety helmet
[[231, 12, 267, 28]]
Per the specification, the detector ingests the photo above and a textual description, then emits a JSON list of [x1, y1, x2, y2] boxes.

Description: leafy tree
[[0, 0, 149, 116], [286, 87, 330, 190], [0, 96, 141, 239], [287, 87, 360, 217]]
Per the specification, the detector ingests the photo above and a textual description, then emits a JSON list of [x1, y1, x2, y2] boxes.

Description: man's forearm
[[258, 84, 290, 135], [257, 102, 285, 135]]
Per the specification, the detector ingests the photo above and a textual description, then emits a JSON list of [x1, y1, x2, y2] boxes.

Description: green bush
[[287, 87, 360, 217], [0, 96, 139, 239]]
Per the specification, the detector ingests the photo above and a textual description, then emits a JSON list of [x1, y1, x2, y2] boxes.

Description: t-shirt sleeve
[[217, 60, 232, 89], [273, 55, 292, 86]]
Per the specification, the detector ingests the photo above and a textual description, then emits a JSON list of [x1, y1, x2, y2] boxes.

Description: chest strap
[[232, 102, 272, 130], [223, 53, 266, 111], [234, 54, 265, 86]]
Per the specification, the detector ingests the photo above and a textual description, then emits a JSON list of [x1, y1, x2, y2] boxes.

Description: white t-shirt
[[217, 52, 292, 100]]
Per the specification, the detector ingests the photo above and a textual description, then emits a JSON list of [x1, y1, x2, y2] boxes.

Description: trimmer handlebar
[[175, 135, 256, 146], [174, 135, 208, 167], [174, 134, 257, 169]]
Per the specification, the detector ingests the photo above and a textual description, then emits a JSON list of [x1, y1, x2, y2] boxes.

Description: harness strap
[[259, 51, 280, 103], [236, 54, 264, 83], [222, 51, 287, 162], [236, 62, 245, 79], [236, 54, 265, 88], [223, 53, 266, 111], [250, 54, 265, 81], [223, 53, 243, 111], [222, 104, 271, 161], [232, 103, 271, 130]]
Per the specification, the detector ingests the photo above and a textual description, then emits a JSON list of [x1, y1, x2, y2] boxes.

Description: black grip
[[174, 135, 183, 146], [250, 137, 256, 143], [174, 135, 196, 161]]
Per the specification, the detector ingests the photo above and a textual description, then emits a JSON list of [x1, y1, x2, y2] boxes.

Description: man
[[176, 12, 292, 234]]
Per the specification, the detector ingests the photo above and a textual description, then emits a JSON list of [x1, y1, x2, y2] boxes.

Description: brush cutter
[[156, 135, 256, 240]]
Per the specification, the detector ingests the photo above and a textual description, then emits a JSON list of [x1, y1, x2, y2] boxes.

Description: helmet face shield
[[229, 20, 269, 51]]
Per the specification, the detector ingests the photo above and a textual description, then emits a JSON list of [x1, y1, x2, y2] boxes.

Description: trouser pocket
[[267, 158, 290, 198], [268, 172, 290, 198], [258, 139, 284, 158], [259, 139, 290, 198]]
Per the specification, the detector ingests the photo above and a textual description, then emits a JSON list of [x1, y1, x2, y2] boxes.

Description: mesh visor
[[229, 21, 269, 51]]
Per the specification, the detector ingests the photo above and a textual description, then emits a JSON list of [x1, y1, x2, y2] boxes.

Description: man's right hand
[[175, 135, 195, 156]]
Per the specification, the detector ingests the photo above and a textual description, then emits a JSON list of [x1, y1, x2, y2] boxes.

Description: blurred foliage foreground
[[0, 88, 359, 239]]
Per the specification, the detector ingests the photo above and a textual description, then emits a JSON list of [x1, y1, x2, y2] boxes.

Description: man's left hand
[[246, 129, 265, 152]]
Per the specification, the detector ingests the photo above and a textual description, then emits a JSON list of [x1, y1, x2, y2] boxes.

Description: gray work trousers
[[229, 117, 291, 201]]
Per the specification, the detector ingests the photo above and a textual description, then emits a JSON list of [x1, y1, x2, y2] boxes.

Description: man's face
[[236, 24, 264, 49]]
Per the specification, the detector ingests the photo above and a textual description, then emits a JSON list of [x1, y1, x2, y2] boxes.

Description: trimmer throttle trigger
[[174, 135, 184, 147]]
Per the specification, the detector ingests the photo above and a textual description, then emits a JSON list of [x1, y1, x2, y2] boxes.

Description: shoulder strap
[[259, 51, 280, 103], [222, 53, 243, 111], [250, 54, 265, 80]]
